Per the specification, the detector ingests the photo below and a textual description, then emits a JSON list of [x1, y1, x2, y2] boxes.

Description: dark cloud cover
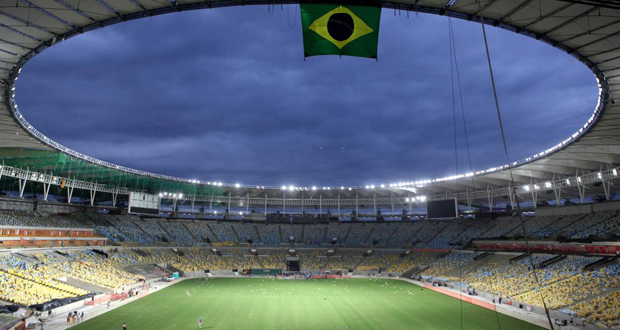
[[15, 7, 597, 187]]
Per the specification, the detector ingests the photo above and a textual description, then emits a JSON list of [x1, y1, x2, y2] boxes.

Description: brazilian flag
[[300, 3, 381, 59]]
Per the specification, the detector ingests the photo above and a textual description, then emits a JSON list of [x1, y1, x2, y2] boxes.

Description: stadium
[[0, 0, 619, 329]]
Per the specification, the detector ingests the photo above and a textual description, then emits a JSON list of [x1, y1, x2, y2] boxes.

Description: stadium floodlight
[[281, 186, 287, 190], [613, 169, 618, 177], [235, 183, 241, 188], [370, 185, 375, 189], [158, 193, 163, 197], [534, 185, 540, 190], [214, 211, 218, 215], [597, 172, 603, 179], [545, 182, 552, 188], [405, 198, 410, 202], [380, 184, 385, 188], [179, 194, 183, 199], [340, 186, 345, 190], [173, 194, 177, 198], [348, 188, 352, 191], [566, 179, 570, 185], [312, 186, 317, 191], [365, 185, 370, 189], [239, 211, 243, 215], [218, 182, 223, 186], [524, 185, 530, 192], [164, 192, 168, 196], [577, 177, 582, 183]]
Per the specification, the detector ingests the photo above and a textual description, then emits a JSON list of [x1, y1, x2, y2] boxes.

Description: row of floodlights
[[166, 170, 619, 197], [3, 77, 605, 190], [158, 192, 183, 199], [520, 170, 618, 192]]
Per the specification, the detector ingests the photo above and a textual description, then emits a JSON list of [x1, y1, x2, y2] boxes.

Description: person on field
[[199, 316, 203, 328], [123, 322, 127, 330]]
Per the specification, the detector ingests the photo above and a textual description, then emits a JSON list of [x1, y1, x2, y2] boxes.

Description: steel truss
[[0, 165, 129, 203], [1, 164, 619, 209]]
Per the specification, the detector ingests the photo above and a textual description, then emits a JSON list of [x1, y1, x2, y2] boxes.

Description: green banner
[[300, 4, 381, 59]]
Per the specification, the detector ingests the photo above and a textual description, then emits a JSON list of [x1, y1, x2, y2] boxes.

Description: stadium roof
[[0, 0, 619, 205]]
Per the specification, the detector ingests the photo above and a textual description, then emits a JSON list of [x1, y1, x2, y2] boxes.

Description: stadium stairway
[[132, 249, 150, 258], [383, 225, 401, 246], [181, 222, 200, 243], [381, 257, 401, 273], [60, 277, 108, 294], [299, 225, 304, 244], [566, 213, 617, 238], [255, 256, 265, 268], [363, 226, 375, 245], [544, 215, 588, 238], [409, 223, 429, 245], [584, 257, 616, 271], [504, 217, 538, 237], [541, 255, 567, 267], [253, 225, 263, 244], [342, 225, 352, 244], [321, 226, 327, 244], [230, 225, 241, 242], [439, 253, 493, 278], [163, 263, 184, 277], [423, 223, 450, 246], [509, 253, 530, 264], [206, 224, 220, 242], [154, 264, 174, 276], [134, 221, 157, 242], [14, 253, 39, 264], [523, 216, 566, 237], [402, 265, 429, 278], [157, 221, 174, 240], [42, 252, 71, 264], [278, 225, 284, 244], [476, 223, 503, 239], [451, 224, 474, 244]]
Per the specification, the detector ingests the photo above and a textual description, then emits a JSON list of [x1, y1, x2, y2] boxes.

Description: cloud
[[15, 7, 598, 186]]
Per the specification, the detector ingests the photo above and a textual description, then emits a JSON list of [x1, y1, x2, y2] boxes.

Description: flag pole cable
[[447, 17, 464, 330], [476, 1, 555, 329]]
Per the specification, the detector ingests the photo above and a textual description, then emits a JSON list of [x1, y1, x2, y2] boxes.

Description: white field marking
[[186, 290, 192, 296]]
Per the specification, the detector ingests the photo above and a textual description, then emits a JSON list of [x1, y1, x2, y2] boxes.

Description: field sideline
[[71, 278, 545, 330]]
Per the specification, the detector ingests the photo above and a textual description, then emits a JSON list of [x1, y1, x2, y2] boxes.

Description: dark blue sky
[[16, 7, 597, 187]]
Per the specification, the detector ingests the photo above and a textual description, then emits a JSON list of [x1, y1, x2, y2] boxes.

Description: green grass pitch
[[72, 278, 544, 330]]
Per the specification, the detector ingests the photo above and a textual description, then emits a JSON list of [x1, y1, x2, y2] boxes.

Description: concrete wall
[[536, 199, 620, 216]]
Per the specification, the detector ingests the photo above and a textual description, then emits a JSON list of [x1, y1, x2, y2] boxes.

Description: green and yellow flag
[[300, 3, 381, 59]]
